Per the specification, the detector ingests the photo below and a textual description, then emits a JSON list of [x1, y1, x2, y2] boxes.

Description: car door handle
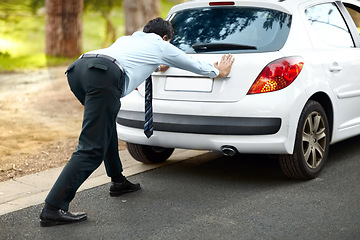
[[329, 62, 342, 72]]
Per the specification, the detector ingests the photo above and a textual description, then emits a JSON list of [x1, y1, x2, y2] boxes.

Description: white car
[[117, 0, 360, 180]]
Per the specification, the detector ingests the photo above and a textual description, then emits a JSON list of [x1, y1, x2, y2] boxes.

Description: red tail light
[[248, 57, 304, 94], [209, 2, 235, 6]]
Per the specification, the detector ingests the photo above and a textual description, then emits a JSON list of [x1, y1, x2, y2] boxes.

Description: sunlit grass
[[0, 53, 75, 71], [0, 53, 45, 71]]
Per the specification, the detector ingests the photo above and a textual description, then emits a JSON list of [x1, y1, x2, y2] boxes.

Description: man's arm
[[160, 42, 234, 78], [159, 54, 235, 77]]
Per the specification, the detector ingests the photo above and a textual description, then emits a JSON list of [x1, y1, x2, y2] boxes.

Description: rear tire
[[126, 142, 175, 164], [279, 100, 330, 180]]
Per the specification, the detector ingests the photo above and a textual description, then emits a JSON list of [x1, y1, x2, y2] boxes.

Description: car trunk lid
[[137, 52, 285, 102]]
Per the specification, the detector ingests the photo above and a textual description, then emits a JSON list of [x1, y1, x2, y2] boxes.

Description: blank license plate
[[165, 77, 214, 92]]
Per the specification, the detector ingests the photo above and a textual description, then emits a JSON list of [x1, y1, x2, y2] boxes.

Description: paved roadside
[[0, 149, 207, 215], [1, 140, 359, 240]]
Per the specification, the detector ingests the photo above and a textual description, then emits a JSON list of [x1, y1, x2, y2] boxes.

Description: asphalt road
[[1, 135, 359, 240]]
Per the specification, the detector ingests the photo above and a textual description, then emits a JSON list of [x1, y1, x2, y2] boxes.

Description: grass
[[0, 0, 182, 72]]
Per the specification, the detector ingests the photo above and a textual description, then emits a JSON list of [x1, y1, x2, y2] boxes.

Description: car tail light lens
[[209, 2, 235, 6], [248, 57, 304, 94]]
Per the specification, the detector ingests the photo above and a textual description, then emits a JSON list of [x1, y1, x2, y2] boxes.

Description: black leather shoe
[[40, 208, 87, 227], [109, 179, 141, 197]]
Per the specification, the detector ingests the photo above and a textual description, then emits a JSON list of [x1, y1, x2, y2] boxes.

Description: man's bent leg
[[104, 125, 123, 178], [45, 86, 121, 211]]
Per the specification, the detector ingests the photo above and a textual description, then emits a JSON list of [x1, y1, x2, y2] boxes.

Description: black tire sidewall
[[126, 142, 174, 163]]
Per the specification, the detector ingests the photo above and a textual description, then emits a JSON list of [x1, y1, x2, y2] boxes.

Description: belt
[[80, 53, 124, 72]]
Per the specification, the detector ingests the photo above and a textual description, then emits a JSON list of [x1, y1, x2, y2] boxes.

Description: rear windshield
[[170, 7, 292, 54]]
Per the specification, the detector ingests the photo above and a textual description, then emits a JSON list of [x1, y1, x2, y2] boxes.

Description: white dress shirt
[[87, 31, 219, 97]]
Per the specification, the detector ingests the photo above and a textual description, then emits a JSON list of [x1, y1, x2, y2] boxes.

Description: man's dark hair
[[143, 17, 174, 40]]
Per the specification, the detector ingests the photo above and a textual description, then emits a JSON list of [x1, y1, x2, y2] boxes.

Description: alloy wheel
[[302, 111, 327, 169]]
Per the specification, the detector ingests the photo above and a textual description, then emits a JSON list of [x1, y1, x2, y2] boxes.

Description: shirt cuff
[[210, 68, 220, 78]]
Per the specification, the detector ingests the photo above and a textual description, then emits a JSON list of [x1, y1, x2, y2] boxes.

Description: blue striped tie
[[144, 75, 153, 138]]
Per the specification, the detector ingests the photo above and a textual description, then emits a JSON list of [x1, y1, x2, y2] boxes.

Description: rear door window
[[305, 3, 354, 47], [170, 7, 292, 54]]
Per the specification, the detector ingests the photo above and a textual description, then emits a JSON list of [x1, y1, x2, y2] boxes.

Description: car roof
[[167, 0, 360, 16]]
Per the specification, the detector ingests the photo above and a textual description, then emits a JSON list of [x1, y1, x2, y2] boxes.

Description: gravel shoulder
[[0, 67, 126, 182]]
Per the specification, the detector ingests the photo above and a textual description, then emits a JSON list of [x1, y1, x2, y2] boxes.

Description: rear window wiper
[[192, 43, 257, 51]]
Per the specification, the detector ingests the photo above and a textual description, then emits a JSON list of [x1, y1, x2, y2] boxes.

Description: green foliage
[[0, 0, 33, 17], [0, 51, 10, 57], [28, 0, 44, 14], [84, 0, 121, 13]]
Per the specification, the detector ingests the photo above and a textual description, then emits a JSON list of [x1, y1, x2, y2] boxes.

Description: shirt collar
[[132, 31, 162, 40]]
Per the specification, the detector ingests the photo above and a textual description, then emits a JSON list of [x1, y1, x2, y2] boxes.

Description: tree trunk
[[101, 11, 117, 48], [123, 0, 160, 35], [45, 0, 83, 57]]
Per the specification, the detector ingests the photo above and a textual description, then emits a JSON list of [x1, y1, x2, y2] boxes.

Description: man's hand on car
[[214, 54, 235, 78]]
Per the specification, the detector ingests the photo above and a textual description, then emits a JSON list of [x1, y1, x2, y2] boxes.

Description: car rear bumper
[[117, 110, 281, 135], [116, 122, 291, 154], [116, 80, 309, 155], [116, 109, 290, 154]]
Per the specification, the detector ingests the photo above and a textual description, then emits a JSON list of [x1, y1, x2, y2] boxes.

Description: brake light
[[209, 2, 235, 6], [247, 57, 304, 94]]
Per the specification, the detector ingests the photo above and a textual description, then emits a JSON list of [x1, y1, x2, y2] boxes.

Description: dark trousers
[[45, 57, 125, 211]]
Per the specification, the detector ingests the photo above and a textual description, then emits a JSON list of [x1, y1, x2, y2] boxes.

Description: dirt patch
[[0, 67, 126, 182]]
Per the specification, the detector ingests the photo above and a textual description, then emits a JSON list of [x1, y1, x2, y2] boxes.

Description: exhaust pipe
[[221, 145, 238, 157]]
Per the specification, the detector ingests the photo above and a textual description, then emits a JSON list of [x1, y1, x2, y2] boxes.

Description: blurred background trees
[[46, 0, 160, 57], [0, 0, 182, 69]]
